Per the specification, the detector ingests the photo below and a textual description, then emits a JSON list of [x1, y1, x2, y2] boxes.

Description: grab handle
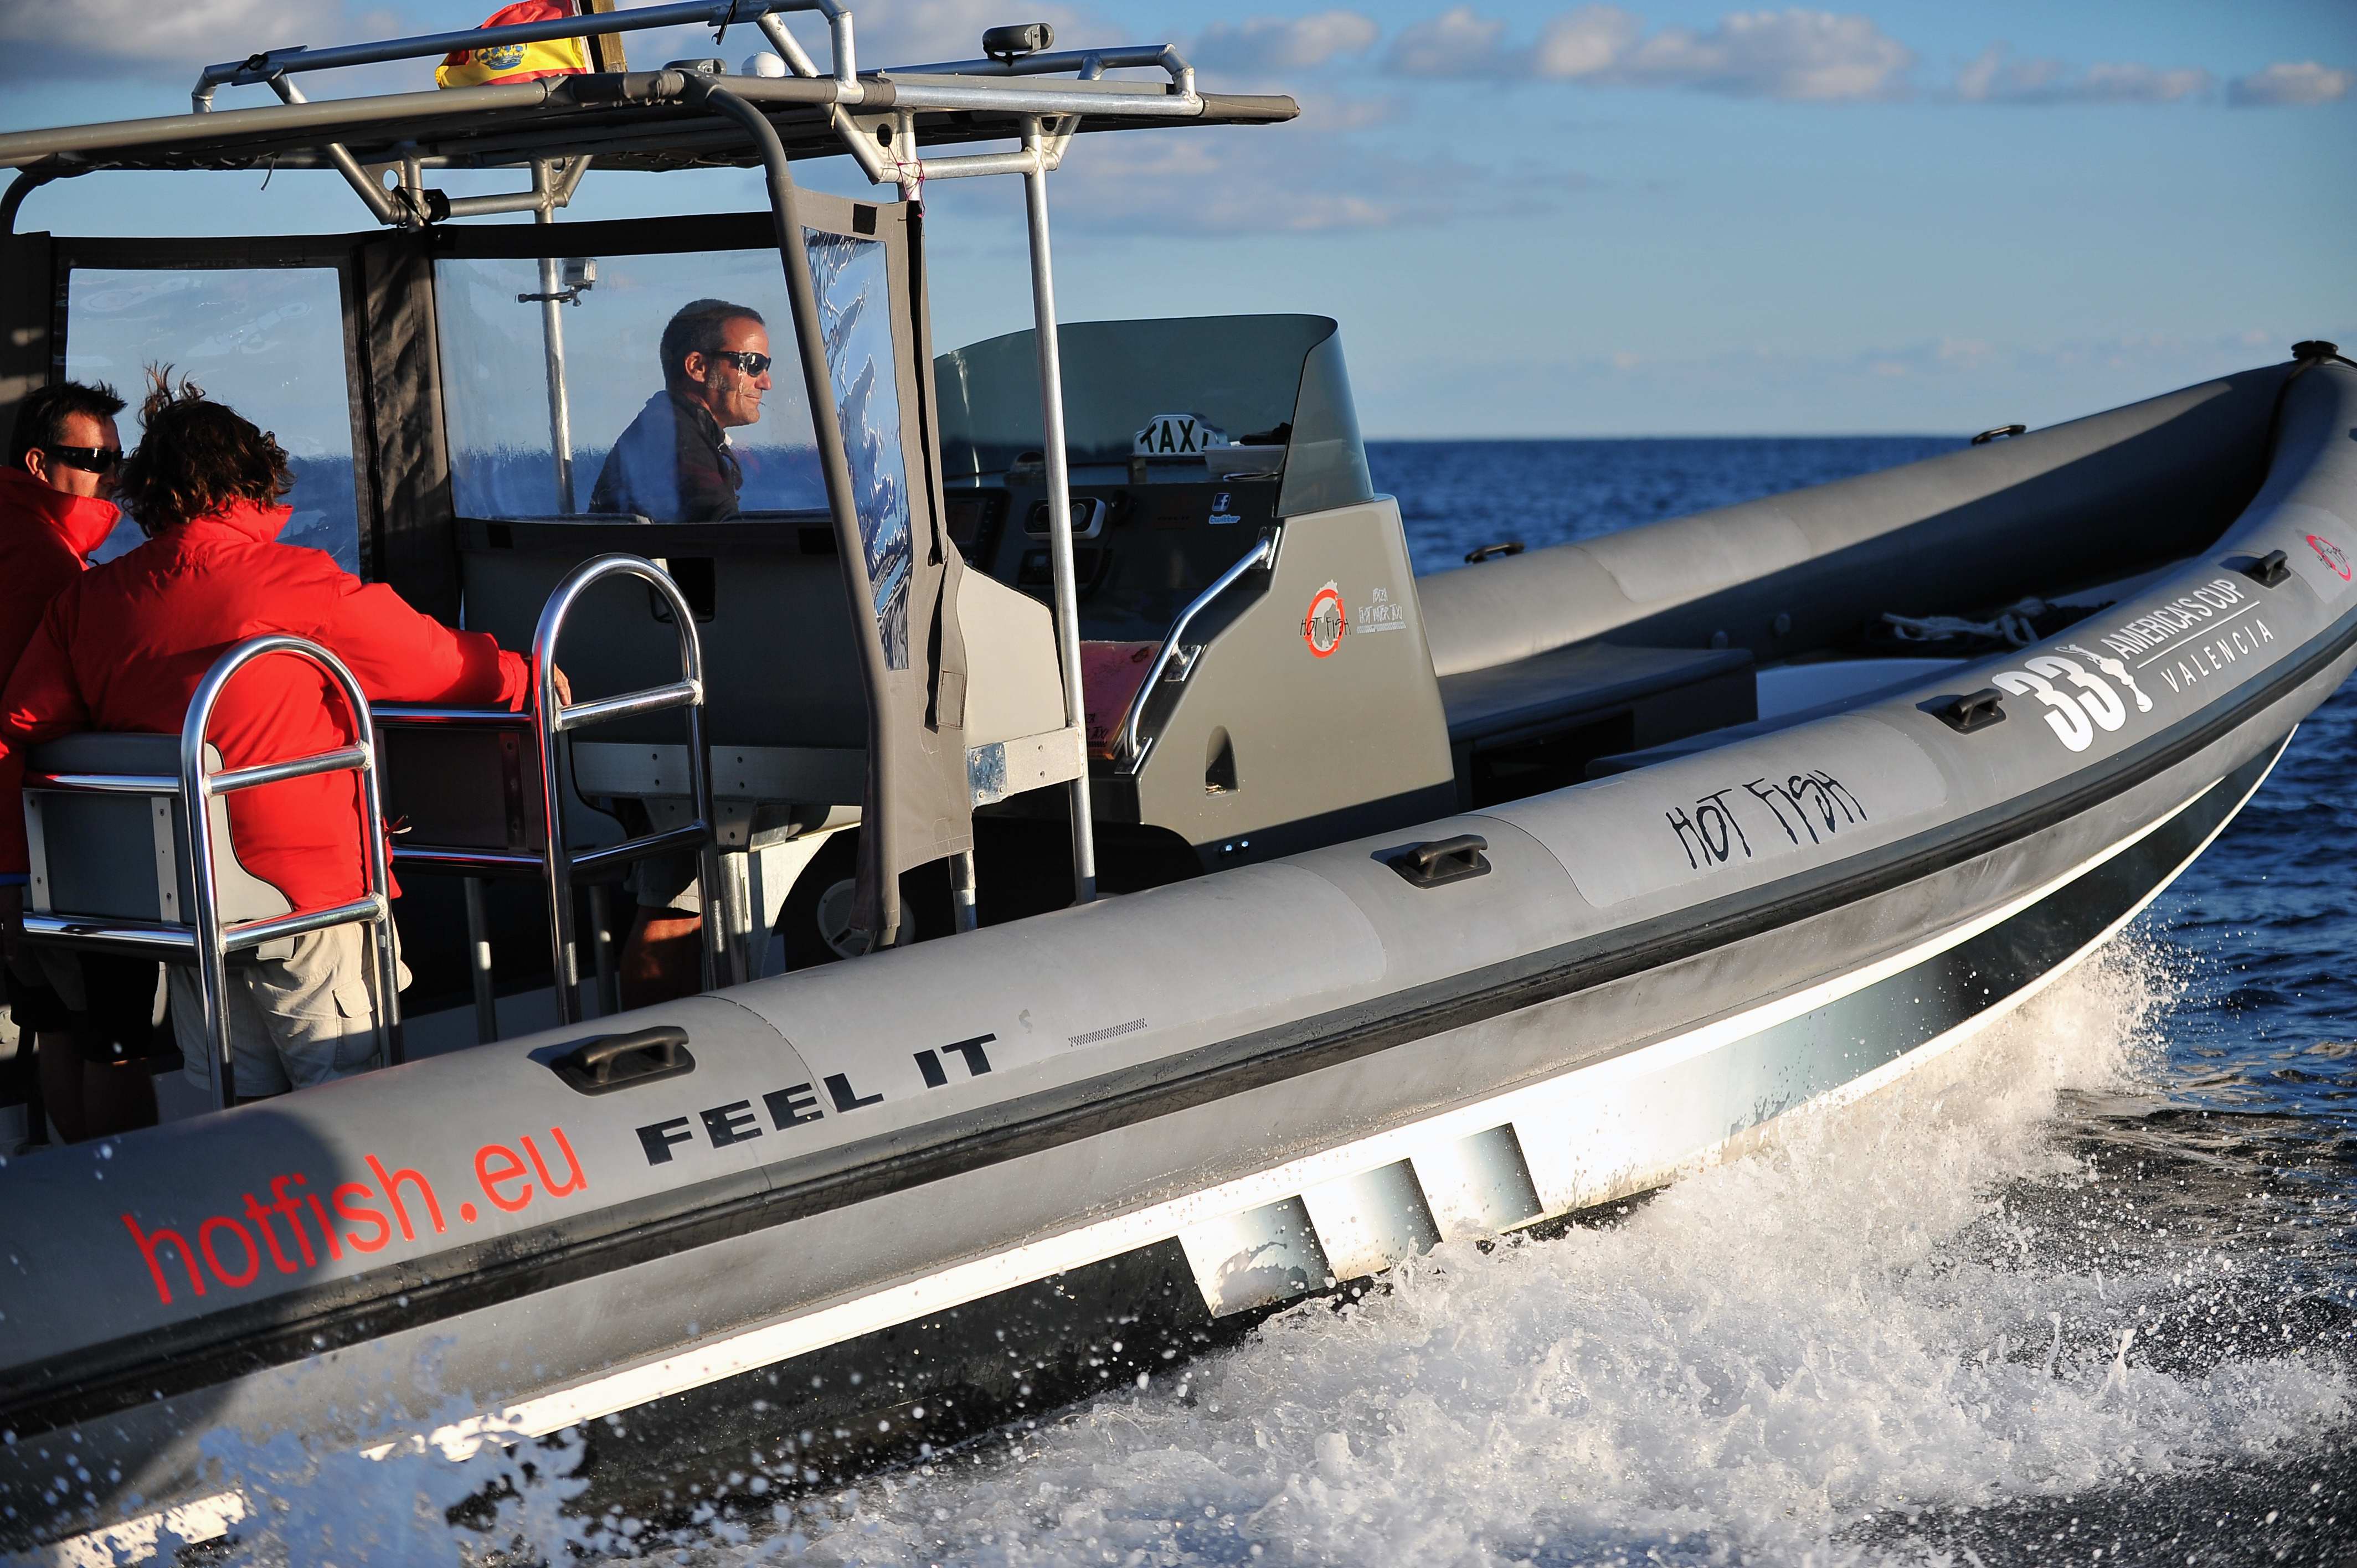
[[1927, 688, 2006, 734], [553, 1024, 696, 1094], [1390, 833, 1491, 888], [2241, 549, 2292, 589]]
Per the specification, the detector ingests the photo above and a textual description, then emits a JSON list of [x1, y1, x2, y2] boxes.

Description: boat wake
[[74, 942, 2350, 1567]]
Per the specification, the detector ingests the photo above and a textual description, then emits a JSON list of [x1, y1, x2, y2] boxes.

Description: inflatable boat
[[1, 6, 2352, 1559]]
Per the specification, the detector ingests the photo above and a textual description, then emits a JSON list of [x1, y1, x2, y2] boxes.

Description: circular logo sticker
[[2307, 533, 2351, 582], [1303, 582, 1346, 657]]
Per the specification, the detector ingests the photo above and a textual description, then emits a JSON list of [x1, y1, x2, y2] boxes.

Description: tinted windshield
[[933, 314, 1371, 518]]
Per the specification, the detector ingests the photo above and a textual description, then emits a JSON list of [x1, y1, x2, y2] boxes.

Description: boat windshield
[[936, 315, 1332, 473], [933, 313, 1370, 517], [435, 246, 827, 519]]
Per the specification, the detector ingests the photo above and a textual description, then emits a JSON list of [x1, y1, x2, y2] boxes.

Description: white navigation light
[[1134, 412, 1229, 457]]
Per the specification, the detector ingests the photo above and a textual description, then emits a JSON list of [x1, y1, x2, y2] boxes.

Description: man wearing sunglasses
[[0, 380, 161, 1145], [589, 296, 772, 524], [589, 298, 774, 1004]]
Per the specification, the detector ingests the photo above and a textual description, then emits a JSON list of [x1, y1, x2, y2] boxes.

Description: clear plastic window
[[435, 249, 825, 519], [806, 231, 913, 670], [64, 267, 361, 571]]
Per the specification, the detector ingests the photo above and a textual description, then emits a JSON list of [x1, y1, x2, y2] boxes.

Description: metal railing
[[192, 0, 862, 109], [375, 553, 718, 1034], [1117, 530, 1280, 768], [19, 635, 399, 1110]]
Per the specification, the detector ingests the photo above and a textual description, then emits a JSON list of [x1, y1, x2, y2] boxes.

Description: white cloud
[[1388, 6, 1913, 101], [1384, 6, 1511, 78], [1953, 44, 2209, 105], [1533, 6, 1642, 79], [1194, 11, 1380, 75], [1601, 9, 1913, 100], [1052, 126, 1441, 233], [0, 0, 400, 80], [2226, 60, 2353, 107]]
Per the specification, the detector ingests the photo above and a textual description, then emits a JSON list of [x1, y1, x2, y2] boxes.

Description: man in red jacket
[[0, 380, 163, 1143], [0, 377, 537, 1101]]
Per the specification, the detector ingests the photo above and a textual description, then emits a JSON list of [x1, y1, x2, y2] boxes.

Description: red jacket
[[0, 467, 119, 676], [0, 499, 530, 913]]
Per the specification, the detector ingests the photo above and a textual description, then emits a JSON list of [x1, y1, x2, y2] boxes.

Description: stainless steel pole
[[533, 162, 577, 513], [586, 881, 620, 1015], [462, 875, 500, 1043], [1020, 119, 1097, 905], [949, 848, 978, 932]]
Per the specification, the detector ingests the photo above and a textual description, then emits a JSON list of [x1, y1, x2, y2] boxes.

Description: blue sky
[[1, 0, 2350, 437]]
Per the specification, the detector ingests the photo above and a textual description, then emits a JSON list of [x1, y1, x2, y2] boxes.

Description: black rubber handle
[[1465, 540, 1526, 564], [554, 1025, 692, 1092], [1970, 424, 2027, 445], [1928, 687, 2007, 734], [2243, 549, 2291, 589], [1411, 834, 1485, 870], [1392, 833, 1492, 887]]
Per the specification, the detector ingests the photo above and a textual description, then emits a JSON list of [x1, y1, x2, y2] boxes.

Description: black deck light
[[982, 23, 1053, 63]]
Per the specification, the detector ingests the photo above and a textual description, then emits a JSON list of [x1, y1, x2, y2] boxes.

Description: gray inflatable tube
[[4, 359, 2354, 1555]]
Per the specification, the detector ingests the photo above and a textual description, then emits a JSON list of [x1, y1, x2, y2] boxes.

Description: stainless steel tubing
[[463, 875, 498, 1044], [23, 771, 182, 795], [566, 822, 712, 874], [1119, 532, 1279, 767], [266, 75, 402, 226], [533, 161, 577, 513], [180, 634, 400, 1109], [192, 0, 825, 105], [552, 680, 703, 729], [531, 554, 718, 1024], [588, 882, 619, 1017], [2, 81, 557, 168], [209, 745, 371, 793], [950, 849, 977, 933], [17, 914, 199, 953], [1021, 117, 1098, 906]]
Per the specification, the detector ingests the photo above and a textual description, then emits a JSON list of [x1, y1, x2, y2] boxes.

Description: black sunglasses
[[712, 349, 772, 377], [42, 444, 122, 476]]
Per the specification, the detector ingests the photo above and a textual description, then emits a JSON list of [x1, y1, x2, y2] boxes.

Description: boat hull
[[6, 357, 2355, 1558]]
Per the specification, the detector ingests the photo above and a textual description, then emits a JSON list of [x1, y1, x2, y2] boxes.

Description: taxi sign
[[1134, 412, 1228, 456]]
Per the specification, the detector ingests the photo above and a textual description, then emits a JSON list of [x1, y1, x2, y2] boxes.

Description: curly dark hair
[[115, 369, 291, 535]]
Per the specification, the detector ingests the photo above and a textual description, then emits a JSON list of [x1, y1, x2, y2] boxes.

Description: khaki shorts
[[171, 924, 409, 1101]]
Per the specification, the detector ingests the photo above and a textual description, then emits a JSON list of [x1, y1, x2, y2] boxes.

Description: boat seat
[[22, 732, 294, 953], [1438, 642, 1757, 804]]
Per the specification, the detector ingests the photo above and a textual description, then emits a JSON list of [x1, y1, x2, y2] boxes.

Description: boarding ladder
[[374, 553, 720, 1036], [18, 636, 400, 1109]]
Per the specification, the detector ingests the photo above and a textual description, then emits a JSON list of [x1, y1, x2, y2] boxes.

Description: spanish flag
[[435, 0, 589, 89]]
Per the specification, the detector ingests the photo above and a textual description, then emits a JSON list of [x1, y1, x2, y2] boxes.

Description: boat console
[[937, 314, 1457, 864]]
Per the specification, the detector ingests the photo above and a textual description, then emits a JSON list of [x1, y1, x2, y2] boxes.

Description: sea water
[[64, 440, 2357, 1567]]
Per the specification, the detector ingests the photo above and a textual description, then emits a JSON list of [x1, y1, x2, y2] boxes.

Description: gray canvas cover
[[790, 194, 972, 941], [0, 232, 49, 452]]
